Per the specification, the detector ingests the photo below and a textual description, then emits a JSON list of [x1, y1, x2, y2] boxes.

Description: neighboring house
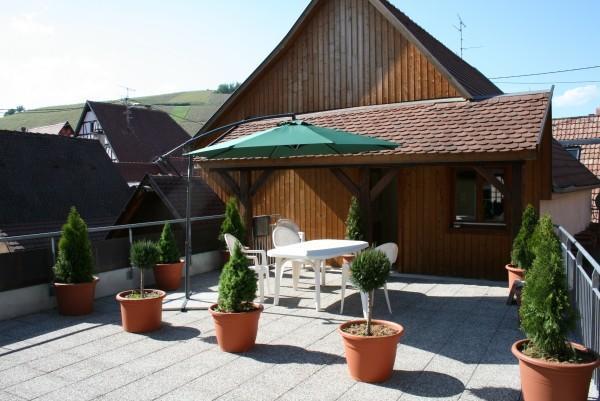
[[75, 101, 190, 185], [29, 121, 75, 137], [0, 130, 131, 252], [553, 111, 600, 222], [110, 174, 225, 252], [193, 0, 599, 280]]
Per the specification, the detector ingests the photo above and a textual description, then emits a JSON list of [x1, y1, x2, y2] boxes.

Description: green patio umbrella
[[184, 120, 398, 159]]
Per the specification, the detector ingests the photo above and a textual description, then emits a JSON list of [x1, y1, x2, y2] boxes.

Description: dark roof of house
[[551, 138, 600, 193], [378, 0, 502, 98], [29, 121, 75, 136], [197, 0, 501, 136], [114, 174, 224, 225], [76, 101, 190, 163], [0, 130, 131, 247], [210, 91, 549, 163]]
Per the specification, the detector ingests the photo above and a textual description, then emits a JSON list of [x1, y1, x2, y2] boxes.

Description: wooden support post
[[250, 170, 274, 197], [510, 162, 523, 238], [473, 166, 507, 195], [370, 168, 399, 202], [331, 168, 360, 197], [359, 167, 373, 243], [239, 170, 252, 244], [216, 170, 240, 198]]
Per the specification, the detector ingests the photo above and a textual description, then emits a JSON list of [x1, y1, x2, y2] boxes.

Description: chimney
[[20, 127, 27, 132]]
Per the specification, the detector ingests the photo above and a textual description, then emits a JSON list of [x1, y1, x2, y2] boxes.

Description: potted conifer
[[338, 248, 404, 383], [116, 240, 165, 333], [209, 243, 262, 353], [511, 215, 599, 401], [219, 197, 246, 265], [343, 196, 363, 265], [506, 204, 537, 289], [154, 223, 183, 291], [53, 207, 99, 315]]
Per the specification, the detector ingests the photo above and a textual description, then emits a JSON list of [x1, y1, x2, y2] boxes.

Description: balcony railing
[[557, 225, 600, 393]]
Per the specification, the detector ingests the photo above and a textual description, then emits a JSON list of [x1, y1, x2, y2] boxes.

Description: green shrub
[[511, 204, 538, 270], [130, 240, 160, 298], [217, 243, 257, 313], [345, 196, 363, 241], [520, 215, 577, 361], [53, 207, 94, 284], [350, 248, 390, 335], [157, 223, 180, 264], [220, 197, 245, 244]]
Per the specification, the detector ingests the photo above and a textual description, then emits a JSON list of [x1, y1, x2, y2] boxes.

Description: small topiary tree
[[217, 243, 257, 313], [511, 204, 538, 270], [220, 197, 246, 245], [350, 248, 391, 336], [345, 196, 363, 241], [54, 207, 94, 284], [130, 240, 160, 298], [520, 215, 577, 361], [157, 223, 180, 264]]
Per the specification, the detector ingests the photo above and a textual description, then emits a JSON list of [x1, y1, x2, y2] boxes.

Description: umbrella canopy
[[185, 120, 398, 159]]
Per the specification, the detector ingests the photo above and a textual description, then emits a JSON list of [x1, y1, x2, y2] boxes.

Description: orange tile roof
[[219, 91, 550, 157]]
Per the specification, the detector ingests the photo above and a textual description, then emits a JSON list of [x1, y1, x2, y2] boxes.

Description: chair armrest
[[242, 249, 267, 266], [298, 232, 305, 242], [245, 255, 259, 267]]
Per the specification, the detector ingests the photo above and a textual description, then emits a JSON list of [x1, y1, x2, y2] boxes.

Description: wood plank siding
[[202, 0, 459, 137]]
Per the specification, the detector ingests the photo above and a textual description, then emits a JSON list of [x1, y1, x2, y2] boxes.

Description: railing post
[[49, 236, 56, 297]]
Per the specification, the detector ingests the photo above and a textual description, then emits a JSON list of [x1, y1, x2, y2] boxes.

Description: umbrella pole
[[183, 154, 193, 309]]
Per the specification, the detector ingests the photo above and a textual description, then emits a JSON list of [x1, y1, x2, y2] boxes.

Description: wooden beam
[[473, 166, 507, 195], [216, 170, 240, 198], [239, 170, 252, 243], [510, 162, 523, 239], [147, 176, 183, 220], [331, 168, 360, 197], [370, 168, 399, 202], [249, 170, 274, 197], [359, 167, 373, 243]]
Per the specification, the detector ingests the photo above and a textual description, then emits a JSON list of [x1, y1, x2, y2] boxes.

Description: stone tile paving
[[0, 269, 597, 401]]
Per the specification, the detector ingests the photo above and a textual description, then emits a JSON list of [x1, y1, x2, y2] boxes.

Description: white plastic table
[[267, 239, 369, 311]]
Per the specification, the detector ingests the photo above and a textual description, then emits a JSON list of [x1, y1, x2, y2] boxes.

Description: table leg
[[314, 259, 321, 311], [321, 260, 326, 286], [274, 258, 283, 306]]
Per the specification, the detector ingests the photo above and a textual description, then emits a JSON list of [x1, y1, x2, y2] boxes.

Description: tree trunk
[[140, 268, 145, 298], [366, 289, 374, 336]]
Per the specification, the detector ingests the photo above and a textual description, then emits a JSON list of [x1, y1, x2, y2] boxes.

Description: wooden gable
[[198, 0, 502, 139]]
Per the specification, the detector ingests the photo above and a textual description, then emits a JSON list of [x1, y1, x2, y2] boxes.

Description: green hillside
[[0, 90, 229, 135]]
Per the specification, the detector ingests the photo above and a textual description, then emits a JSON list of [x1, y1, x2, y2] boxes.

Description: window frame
[[450, 166, 508, 230]]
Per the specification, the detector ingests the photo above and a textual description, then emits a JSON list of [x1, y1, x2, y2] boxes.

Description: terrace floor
[[0, 268, 592, 401]]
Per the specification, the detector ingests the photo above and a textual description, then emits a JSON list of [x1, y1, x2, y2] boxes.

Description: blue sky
[[1, 0, 599, 117]]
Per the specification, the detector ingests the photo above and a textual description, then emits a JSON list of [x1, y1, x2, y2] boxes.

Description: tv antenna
[[119, 85, 136, 105], [453, 15, 482, 59]]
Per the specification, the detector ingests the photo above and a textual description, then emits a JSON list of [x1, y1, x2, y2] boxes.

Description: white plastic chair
[[340, 242, 396, 316], [272, 225, 305, 290], [224, 233, 270, 303]]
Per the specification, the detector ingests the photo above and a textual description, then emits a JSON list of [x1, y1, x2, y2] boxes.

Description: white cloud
[[554, 85, 600, 108], [9, 13, 54, 36]]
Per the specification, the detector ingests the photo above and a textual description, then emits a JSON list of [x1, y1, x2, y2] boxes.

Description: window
[[565, 146, 581, 160], [454, 168, 505, 225]]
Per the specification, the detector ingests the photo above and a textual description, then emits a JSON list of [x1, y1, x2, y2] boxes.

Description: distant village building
[[28, 121, 75, 137], [553, 110, 600, 222], [0, 130, 131, 252], [75, 101, 190, 185]]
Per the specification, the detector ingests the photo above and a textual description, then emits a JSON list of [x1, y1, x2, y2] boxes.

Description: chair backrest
[[272, 226, 301, 248], [375, 242, 398, 265], [275, 219, 300, 233], [223, 233, 243, 254]]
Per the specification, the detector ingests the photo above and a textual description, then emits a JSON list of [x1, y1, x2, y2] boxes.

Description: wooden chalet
[[191, 0, 596, 280]]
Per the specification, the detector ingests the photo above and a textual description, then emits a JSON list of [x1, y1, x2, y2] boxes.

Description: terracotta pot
[[506, 264, 525, 289], [53, 276, 99, 316], [116, 289, 166, 333], [338, 319, 405, 383], [342, 254, 355, 265], [512, 339, 600, 401], [153, 261, 183, 291], [209, 303, 263, 352]]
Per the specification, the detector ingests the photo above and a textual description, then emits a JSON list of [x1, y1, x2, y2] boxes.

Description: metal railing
[[557, 225, 600, 393], [0, 214, 225, 264]]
